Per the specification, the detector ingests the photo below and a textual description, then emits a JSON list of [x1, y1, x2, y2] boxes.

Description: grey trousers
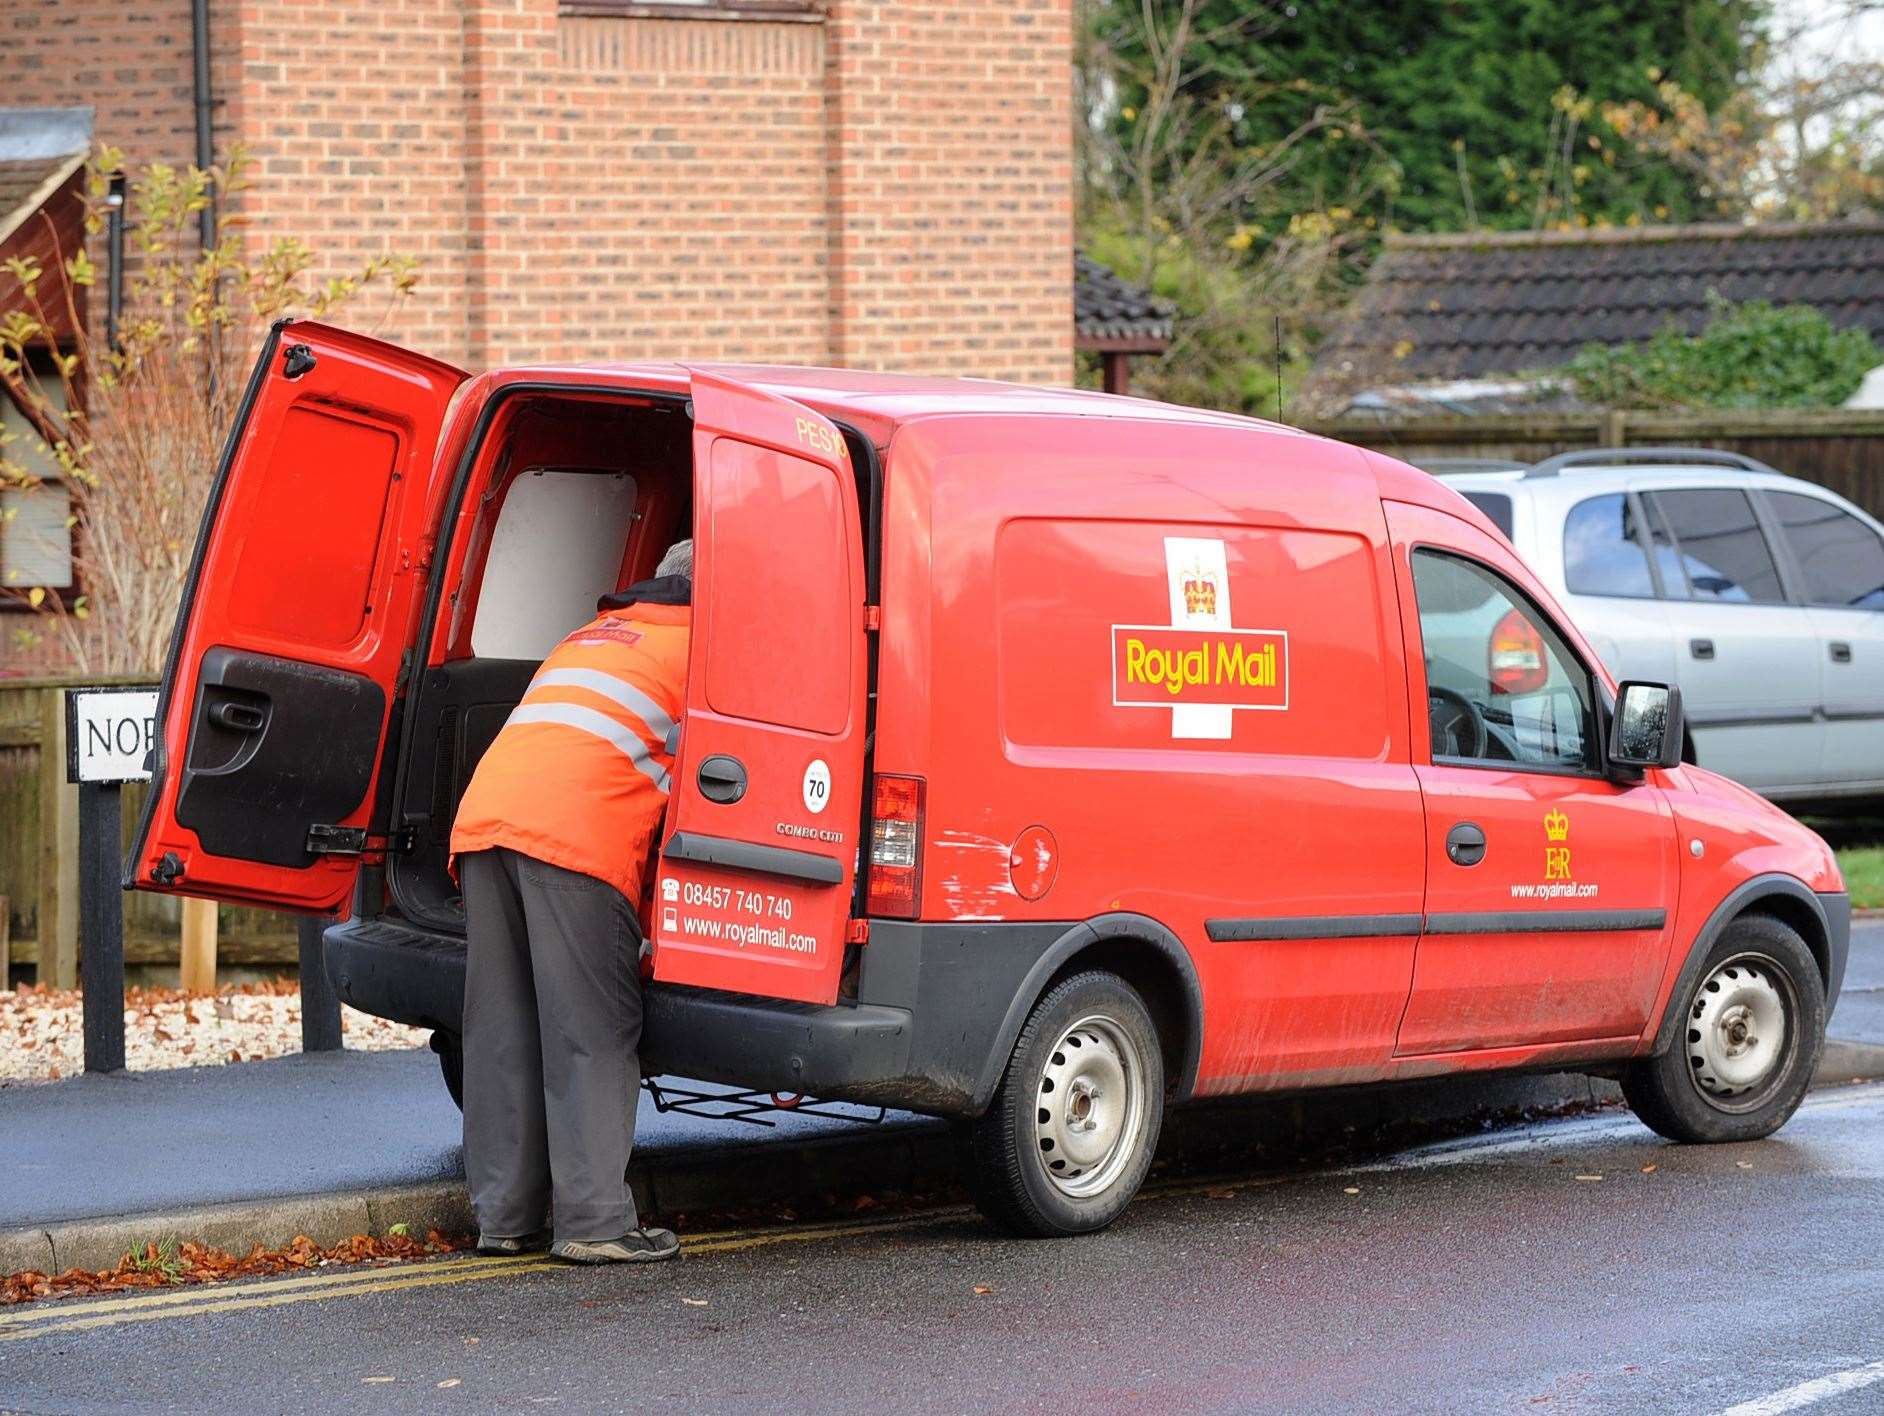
[[460, 847, 642, 1242]]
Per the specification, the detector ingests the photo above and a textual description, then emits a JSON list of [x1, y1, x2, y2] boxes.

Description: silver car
[[1431, 449, 1884, 805]]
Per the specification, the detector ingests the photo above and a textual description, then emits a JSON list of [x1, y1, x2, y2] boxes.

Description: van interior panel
[[389, 393, 694, 928]]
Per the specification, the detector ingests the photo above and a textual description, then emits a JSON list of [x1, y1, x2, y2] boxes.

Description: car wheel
[[431, 1029, 464, 1111], [1622, 914, 1824, 1144], [961, 970, 1165, 1237]]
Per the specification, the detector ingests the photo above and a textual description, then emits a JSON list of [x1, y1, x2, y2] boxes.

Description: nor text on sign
[[66, 687, 160, 785]]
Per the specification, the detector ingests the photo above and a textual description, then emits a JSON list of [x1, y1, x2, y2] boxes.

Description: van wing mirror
[[1609, 681, 1683, 770]]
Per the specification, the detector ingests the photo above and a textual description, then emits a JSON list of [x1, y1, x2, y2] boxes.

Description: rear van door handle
[[1445, 822, 1486, 867], [1830, 641, 1853, 664], [1689, 638, 1715, 661], [696, 754, 748, 804]]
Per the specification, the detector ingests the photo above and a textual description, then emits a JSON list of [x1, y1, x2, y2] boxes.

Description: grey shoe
[[551, 1228, 680, 1264], [476, 1229, 550, 1256]]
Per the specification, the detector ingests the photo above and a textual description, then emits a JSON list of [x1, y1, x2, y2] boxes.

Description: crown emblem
[[1543, 809, 1570, 842], [1182, 569, 1218, 617]]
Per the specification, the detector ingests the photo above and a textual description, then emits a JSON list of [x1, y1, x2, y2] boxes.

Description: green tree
[[1093, 0, 1765, 234], [1563, 297, 1881, 410]]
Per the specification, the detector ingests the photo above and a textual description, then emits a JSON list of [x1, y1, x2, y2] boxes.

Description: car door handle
[[1445, 822, 1486, 867], [695, 754, 748, 805], [1830, 641, 1853, 664], [1689, 638, 1715, 661]]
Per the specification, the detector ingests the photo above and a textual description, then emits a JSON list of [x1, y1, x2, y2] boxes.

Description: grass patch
[[1838, 847, 1884, 911]]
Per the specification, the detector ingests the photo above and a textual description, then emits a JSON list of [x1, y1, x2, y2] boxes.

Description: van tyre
[[962, 970, 1164, 1238], [432, 1029, 465, 1111], [1622, 914, 1825, 1145]]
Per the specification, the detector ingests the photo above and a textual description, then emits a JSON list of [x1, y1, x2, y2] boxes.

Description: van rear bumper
[[323, 915, 1045, 1118]]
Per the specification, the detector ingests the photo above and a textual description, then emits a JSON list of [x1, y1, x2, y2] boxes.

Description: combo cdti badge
[[128, 322, 1852, 1237]]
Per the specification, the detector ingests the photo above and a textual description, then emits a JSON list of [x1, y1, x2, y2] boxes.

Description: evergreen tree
[[1092, 0, 1765, 234]]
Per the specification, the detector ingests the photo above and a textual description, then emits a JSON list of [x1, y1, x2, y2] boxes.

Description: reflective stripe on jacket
[[449, 601, 691, 909]]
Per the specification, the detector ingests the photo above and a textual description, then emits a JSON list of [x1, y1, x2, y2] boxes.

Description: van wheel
[[431, 1029, 464, 1111], [962, 970, 1164, 1238], [1622, 915, 1824, 1144]]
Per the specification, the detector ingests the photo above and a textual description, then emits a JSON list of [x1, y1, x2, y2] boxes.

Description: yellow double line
[[0, 1208, 976, 1343], [0, 1173, 1285, 1344]]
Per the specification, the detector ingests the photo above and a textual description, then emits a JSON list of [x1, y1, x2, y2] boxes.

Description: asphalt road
[[6, 1075, 1884, 1416]]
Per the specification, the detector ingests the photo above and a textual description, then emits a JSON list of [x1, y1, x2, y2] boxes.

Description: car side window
[[1410, 549, 1598, 774], [1563, 493, 1655, 598], [1769, 491, 1884, 610], [1645, 488, 1786, 605]]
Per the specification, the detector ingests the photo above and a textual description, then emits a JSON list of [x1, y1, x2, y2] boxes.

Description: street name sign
[[65, 686, 159, 786]]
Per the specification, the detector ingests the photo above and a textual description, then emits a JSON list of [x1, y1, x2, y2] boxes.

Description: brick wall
[[7, 0, 1072, 379], [1, 0, 220, 170], [825, 0, 1073, 382]]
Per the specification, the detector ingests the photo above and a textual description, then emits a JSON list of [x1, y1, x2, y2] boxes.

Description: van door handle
[[1445, 822, 1486, 867], [1689, 638, 1715, 661], [208, 701, 265, 733], [695, 754, 748, 805], [1830, 641, 1853, 664]]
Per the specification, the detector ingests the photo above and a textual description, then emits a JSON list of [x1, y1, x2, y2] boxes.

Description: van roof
[[475, 360, 1493, 533], [483, 360, 1301, 445]]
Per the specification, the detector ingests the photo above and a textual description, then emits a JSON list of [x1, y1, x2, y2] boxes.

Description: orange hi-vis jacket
[[449, 599, 691, 910]]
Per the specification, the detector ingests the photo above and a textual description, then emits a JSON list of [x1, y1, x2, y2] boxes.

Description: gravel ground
[[0, 981, 430, 1085]]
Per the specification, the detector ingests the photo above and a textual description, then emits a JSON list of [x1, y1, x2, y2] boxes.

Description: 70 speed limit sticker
[[802, 759, 831, 814]]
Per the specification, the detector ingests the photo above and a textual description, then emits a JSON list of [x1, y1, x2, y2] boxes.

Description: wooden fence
[[1300, 408, 1884, 521], [0, 676, 296, 984]]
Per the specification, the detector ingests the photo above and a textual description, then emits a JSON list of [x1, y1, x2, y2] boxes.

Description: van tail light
[[1488, 608, 1549, 695], [866, 774, 925, 919]]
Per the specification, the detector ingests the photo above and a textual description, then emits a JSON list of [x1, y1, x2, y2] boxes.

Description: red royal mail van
[[130, 321, 1851, 1236]]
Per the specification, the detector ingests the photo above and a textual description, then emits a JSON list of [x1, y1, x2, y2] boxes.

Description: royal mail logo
[[1111, 625, 1290, 711], [1181, 566, 1219, 618], [1544, 808, 1572, 881]]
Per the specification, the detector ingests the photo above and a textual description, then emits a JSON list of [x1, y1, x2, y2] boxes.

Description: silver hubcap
[[1688, 956, 1788, 1103], [1034, 1014, 1147, 1199]]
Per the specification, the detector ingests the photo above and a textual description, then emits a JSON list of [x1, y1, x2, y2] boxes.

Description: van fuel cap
[[1008, 825, 1058, 901]]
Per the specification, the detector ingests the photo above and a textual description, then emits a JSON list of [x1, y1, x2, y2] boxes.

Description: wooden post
[[0, 892, 10, 991], [78, 782, 127, 1072], [1603, 407, 1629, 448], [180, 896, 218, 993], [36, 688, 78, 989]]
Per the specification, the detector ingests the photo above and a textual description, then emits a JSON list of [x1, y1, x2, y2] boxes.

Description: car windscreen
[[1458, 491, 1514, 540]]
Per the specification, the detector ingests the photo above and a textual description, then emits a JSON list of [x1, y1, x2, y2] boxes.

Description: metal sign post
[[65, 686, 158, 1074]]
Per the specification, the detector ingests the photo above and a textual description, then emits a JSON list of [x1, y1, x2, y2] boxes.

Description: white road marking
[[1717, 1358, 1884, 1415]]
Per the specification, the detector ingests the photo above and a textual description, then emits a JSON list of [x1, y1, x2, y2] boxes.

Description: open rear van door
[[129, 321, 468, 912], [650, 370, 868, 1006]]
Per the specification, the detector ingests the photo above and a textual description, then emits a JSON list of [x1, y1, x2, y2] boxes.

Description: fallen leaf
[[437, 1379, 461, 1389], [1735, 1161, 1753, 1169], [681, 1297, 708, 1307], [973, 1285, 993, 1296], [1574, 1174, 1603, 1182], [1205, 1186, 1237, 1199], [463, 1336, 481, 1347], [1640, 1164, 1658, 1174], [363, 1376, 395, 1384], [1343, 1187, 1361, 1195]]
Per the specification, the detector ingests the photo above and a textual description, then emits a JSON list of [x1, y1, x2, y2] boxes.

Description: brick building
[[1, 0, 1073, 378]]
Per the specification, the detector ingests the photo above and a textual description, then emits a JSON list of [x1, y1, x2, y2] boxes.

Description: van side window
[[1645, 488, 1786, 605], [1410, 549, 1597, 774], [1768, 491, 1884, 610], [1563, 493, 1655, 598]]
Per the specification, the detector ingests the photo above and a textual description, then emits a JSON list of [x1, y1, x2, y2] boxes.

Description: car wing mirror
[[1609, 680, 1683, 771]]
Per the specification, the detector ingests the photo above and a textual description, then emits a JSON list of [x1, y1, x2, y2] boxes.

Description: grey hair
[[656, 538, 694, 580]]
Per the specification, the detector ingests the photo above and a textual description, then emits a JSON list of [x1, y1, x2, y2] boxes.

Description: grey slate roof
[[1315, 219, 1884, 385], [0, 108, 91, 247], [1074, 253, 1174, 348]]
